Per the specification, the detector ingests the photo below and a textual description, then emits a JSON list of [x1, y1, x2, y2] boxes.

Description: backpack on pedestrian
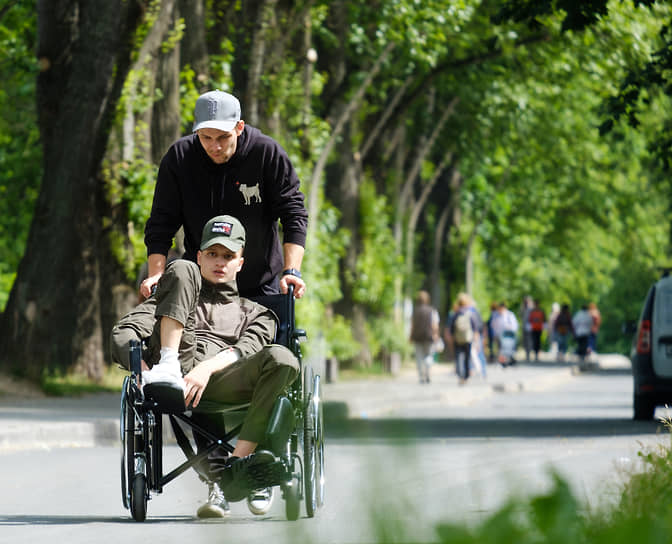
[[529, 308, 545, 332], [453, 312, 474, 345]]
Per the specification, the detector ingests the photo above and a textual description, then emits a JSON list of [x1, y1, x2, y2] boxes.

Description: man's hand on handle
[[280, 273, 306, 299], [139, 273, 162, 299]]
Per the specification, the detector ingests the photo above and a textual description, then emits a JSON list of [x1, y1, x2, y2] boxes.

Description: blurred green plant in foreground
[[428, 417, 672, 544]]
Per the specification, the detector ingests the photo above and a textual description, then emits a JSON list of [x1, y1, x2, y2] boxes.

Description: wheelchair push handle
[[286, 284, 295, 335], [129, 339, 142, 376]]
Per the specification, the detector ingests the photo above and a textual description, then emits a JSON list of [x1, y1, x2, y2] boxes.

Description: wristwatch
[[282, 268, 302, 279]]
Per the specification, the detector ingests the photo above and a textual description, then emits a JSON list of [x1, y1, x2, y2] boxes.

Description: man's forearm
[[282, 242, 304, 270], [204, 347, 239, 372], [147, 253, 167, 277]]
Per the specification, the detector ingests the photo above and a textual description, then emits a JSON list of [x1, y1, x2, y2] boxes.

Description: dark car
[[631, 272, 672, 420]]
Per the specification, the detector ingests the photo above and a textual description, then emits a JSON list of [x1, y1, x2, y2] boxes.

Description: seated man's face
[[197, 244, 244, 284]]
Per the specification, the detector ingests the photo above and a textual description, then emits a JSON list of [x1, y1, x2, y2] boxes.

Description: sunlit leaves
[[0, 2, 40, 303]]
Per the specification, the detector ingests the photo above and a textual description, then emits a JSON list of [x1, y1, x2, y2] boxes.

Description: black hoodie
[[144, 126, 308, 295]]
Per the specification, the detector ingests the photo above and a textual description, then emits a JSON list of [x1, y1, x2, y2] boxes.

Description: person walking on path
[[588, 302, 602, 356], [486, 302, 498, 363], [520, 296, 534, 362], [572, 304, 593, 365], [528, 300, 546, 362], [449, 293, 480, 385], [466, 295, 487, 378], [491, 302, 519, 367], [548, 302, 560, 358], [409, 290, 440, 384], [141, 90, 308, 301], [553, 303, 574, 362]]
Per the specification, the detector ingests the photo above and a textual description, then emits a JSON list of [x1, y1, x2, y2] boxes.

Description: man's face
[[197, 244, 244, 284], [197, 122, 244, 164]]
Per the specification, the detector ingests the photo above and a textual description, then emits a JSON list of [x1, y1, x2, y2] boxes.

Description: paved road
[[0, 353, 665, 544]]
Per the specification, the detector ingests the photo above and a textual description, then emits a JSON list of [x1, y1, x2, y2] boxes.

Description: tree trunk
[[152, 0, 182, 163], [430, 168, 462, 308], [0, 0, 144, 381], [245, 0, 277, 126], [333, 126, 372, 367], [404, 151, 452, 292], [178, 0, 209, 93]]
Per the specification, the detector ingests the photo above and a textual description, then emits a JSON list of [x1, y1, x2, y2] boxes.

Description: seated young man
[[110, 214, 300, 518]]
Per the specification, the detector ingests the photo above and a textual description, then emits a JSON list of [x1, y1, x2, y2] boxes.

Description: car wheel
[[634, 393, 655, 421]]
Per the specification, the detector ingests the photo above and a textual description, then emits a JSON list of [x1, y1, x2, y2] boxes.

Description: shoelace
[[249, 488, 272, 502], [209, 483, 225, 504]]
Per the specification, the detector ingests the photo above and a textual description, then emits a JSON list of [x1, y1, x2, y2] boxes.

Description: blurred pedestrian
[[443, 302, 459, 363], [492, 302, 519, 367], [520, 296, 534, 362], [528, 299, 546, 362], [486, 302, 498, 363], [588, 302, 602, 356], [449, 293, 480, 385], [465, 294, 487, 378], [572, 304, 593, 364], [410, 290, 440, 384], [553, 303, 574, 362], [548, 302, 560, 358]]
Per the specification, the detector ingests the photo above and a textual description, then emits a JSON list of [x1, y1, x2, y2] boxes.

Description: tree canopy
[[0, 0, 670, 380]]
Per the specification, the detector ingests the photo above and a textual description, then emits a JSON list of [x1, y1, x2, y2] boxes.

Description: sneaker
[[220, 450, 276, 502], [142, 360, 185, 390], [196, 482, 230, 518], [247, 487, 275, 515]]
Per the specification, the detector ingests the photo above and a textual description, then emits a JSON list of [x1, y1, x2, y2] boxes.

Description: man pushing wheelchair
[[111, 214, 300, 517]]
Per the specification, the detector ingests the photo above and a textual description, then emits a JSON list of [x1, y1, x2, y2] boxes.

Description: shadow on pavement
[[0, 514, 195, 525], [325, 408, 664, 442]]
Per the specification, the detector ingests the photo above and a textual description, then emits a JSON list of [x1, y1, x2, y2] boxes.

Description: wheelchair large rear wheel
[[120, 376, 133, 509], [304, 374, 325, 517]]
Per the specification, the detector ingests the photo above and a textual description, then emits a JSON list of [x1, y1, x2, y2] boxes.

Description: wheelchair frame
[[119, 288, 325, 521]]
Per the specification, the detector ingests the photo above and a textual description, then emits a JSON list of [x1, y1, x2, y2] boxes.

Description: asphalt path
[[0, 354, 665, 543]]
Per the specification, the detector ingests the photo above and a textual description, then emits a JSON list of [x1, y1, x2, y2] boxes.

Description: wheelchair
[[119, 287, 325, 521]]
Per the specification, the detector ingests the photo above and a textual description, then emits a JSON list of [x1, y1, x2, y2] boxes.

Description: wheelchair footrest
[[249, 459, 289, 489]]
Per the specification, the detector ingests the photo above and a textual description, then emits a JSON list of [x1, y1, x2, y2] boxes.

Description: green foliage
[[352, 181, 401, 312], [102, 157, 158, 279], [0, 2, 39, 310], [131, 0, 162, 61], [298, 203, 359, 362], [613, 424, 672, 521], [435, 475, 584, 544], [323, 313, 361, 361], [40, 365, 126, 396], [365, 315, 411, 360], [3, 0, 672, 370], [178, 65, 202, 133], [445, 3, 672, 354], [430, 453, 672, 544], [0, 273, 15, 313]]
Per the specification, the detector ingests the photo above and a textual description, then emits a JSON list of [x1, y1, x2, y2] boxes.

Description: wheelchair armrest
[[143, 383, 187, 414]]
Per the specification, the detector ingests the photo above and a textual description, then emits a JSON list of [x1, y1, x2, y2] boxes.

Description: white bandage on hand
[[142, 347, 186, 390]]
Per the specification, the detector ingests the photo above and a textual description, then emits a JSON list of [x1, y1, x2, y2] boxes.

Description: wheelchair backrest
[[248, 291, 295, 348]]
